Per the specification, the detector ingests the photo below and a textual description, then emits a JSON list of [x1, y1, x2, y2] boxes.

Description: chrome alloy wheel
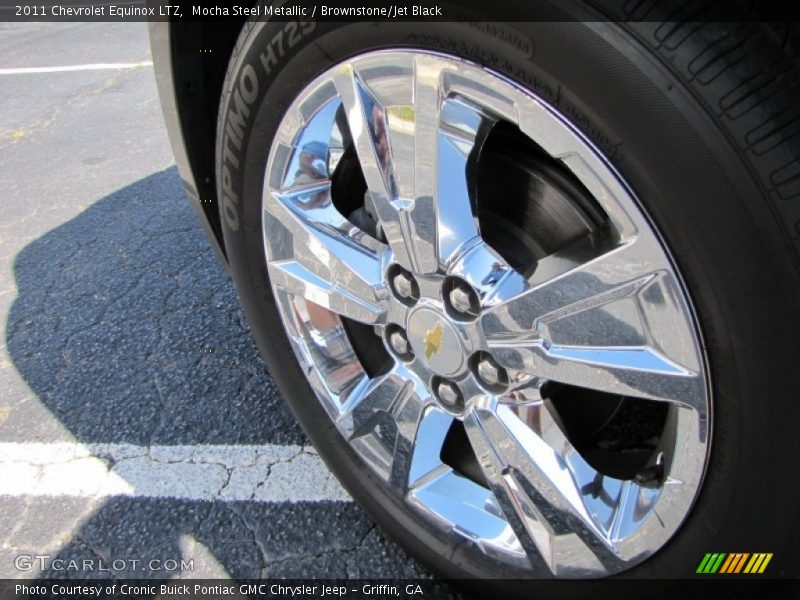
[[261, 50, 710, 577]]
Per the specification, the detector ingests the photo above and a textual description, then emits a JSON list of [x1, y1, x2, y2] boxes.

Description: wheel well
[[169, 20, 247, 253]]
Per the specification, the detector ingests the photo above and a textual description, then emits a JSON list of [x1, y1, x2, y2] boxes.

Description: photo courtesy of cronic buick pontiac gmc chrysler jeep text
[[150, 1, 800, 589]]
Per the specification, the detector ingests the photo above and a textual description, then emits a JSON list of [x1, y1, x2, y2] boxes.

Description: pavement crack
[[215, 466, 234, 499], [229, 504, 269, 574]]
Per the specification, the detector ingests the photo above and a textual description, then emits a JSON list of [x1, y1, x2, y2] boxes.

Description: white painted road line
[[0, 442, 352, 502], [0, 61, 154, 75]]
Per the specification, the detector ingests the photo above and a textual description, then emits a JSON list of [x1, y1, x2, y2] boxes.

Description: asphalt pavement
[[0, 21, 453, 588]]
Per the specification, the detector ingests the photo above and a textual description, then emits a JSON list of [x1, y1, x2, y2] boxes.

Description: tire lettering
[[222, 195, 240, 231], [274, 30, 285, 59], [221, 64, 260, 232], [285, 21, 299, 48], [221, 163, 240, 231], [259, 21, 317, 76], [239, 64, 259, 103], [223, 21, 318, 232], [259, 43, 278, 76], [228, 89, 250, 142], [221, 131, 240, 170]]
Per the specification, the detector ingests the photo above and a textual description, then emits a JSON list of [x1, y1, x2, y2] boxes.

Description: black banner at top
[[1, 0, 800, 22]]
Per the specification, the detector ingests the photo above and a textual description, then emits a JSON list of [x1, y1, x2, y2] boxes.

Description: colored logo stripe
[[698, 553, 773, 574], [696, 553, 712, 573], [697, 553, 726, 573], [719, 553, 749, 573], [744, 553, 773, 574], [719, 553, 736, 573]]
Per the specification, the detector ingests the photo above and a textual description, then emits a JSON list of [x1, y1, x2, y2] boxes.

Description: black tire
[[215, 3, 800, 591]]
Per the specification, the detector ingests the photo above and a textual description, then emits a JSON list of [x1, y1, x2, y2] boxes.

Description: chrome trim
[[261, 50, 711, 578]]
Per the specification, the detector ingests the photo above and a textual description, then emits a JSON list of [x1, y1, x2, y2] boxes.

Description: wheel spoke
[[434, 97, 491, 266], [388, 378, 435, 492], [491, 342, 703, 409], [447, 239, 528, 306], [332, 60, 423, 272], [264, 183, 386, 325], [485, 236, 660, 325], [332, 57, 490, 274], [464, 402, 623, 575], [338, 363, 433, 491], [481, 237, 705, 409]]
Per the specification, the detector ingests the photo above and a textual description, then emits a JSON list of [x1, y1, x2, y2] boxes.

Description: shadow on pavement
[[4, 168, 436, 581], [6, 167, 304, 446]]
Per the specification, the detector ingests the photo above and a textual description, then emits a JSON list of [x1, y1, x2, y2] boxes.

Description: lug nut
[[449, 285, 473, 314], [435, 379, 463, 409], [388, 329, 411, 357], [392, 271, 415, 300], [476, 355, 508, 388]]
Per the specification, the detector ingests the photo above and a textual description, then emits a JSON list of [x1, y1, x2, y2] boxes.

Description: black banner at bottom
[[2, 579, 800, 600]]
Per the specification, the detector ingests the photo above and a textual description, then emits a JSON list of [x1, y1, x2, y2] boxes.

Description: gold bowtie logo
[[423, 322, 444, 359]]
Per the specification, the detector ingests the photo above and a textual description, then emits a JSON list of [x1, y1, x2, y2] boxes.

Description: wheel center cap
[[407, 307, 464, 376]]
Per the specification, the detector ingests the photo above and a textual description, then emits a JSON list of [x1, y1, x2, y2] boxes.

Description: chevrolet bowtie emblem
[[423, 322, 444, 359]]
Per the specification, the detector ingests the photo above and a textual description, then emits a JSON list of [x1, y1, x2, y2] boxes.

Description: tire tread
[[605, 0, 800, 263]]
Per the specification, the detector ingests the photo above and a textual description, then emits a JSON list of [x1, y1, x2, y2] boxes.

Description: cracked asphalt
[[0, 21, 455, 590]]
